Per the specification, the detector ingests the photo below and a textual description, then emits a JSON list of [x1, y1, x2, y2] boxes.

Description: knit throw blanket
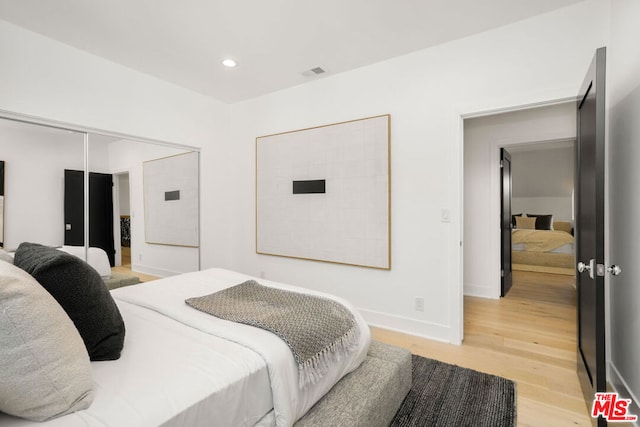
[[185, 280, 359, 388]]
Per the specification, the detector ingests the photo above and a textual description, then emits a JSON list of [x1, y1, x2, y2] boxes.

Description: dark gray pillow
[[526, 214, 554, 230], [14, 242, 125, 361]]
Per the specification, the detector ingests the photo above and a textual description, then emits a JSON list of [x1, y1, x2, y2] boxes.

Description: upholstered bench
[[295, 340, 412, 427], [104, 273, 141, 290]]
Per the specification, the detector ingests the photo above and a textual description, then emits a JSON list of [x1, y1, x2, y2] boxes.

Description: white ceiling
[[0, 0, 584, 104]]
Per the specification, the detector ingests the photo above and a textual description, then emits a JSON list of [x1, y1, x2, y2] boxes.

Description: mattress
[[0, 268, 370, 427]]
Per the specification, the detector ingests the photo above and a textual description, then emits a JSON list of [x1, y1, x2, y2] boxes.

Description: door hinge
[[500, 160, 504, 168], [501, 269, 505, 277]]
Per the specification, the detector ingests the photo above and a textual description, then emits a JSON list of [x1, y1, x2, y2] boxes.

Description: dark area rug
[[390, 355, 516, 427]]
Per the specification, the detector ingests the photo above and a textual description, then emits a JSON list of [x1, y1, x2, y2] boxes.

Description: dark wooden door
[[575, 47, 607, 426], [64, 169, 115, 266], [500, 148, 513, 297]]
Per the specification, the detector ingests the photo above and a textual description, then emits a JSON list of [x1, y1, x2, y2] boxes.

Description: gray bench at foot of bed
[[295, 340, 412, 427], [104, 273, 141, 290]]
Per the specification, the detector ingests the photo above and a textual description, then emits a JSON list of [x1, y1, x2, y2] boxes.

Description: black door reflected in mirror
[[1, 160, 4, 248]]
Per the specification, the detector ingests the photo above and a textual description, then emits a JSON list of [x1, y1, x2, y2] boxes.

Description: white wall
[[512, 145, 575, 222], [512, 197, 573, 223], [0, 1, 612, 343], [0, 121, 84, 249], [464, 103, 577, 298], [607, 0, 640, 414], [0, 18, 233, 273], [223, 1, 609, 341]]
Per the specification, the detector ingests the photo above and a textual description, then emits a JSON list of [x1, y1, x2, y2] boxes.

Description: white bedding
[[58, 245, 113, 278], [0, 268, 370, 427]]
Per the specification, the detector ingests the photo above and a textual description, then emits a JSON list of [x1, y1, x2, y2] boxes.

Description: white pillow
[[0, 247, 13, 263], [0, 260, 94, 421], [60, 245, 112, 278]]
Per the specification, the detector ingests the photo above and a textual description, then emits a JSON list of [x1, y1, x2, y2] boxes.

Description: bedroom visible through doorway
[[462, 101, 578, 362], [507, 140, 576, 282]]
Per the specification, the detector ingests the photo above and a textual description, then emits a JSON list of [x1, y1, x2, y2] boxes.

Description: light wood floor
[[110, 246, 159, 282], [372, 270, 598, 427]]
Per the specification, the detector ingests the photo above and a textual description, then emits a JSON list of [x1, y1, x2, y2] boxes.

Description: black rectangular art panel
[[292, 179, 325, 194], [165, 190, 181, 201]]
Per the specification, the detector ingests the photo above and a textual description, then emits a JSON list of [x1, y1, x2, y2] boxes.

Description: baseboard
[[464, 283, 500, 299], [609, 361, 640, 426], [359, 308, 452, 344], [131, 263, 181, 278]]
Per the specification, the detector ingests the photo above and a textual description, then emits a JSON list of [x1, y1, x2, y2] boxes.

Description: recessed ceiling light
[[222, 58, 237, 68]]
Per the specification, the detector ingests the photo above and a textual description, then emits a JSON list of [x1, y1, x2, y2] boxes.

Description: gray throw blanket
[[185, 280, 359, 388]]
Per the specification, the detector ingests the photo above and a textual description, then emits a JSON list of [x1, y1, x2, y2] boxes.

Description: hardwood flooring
[[372, 270, 605, 427], [110, 246, 160, 283]]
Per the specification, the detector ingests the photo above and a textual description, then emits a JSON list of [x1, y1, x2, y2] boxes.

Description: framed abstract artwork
[[256, 115, 390, 269]]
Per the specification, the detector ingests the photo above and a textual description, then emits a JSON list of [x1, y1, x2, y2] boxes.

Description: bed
[[1, 247, 411, 427], [511, 219, 575, 276]]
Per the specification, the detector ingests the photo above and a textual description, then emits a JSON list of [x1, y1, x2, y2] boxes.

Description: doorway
[[463, 102, 577, 299], [113, 172, 131, 269]]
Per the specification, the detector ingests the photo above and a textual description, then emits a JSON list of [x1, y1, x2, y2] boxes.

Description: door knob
[[577, 261, 591, 273], [607, 265, 622, 276], [577, 259, 596, 279]]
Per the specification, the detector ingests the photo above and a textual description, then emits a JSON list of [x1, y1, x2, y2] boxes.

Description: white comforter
[[112, 268, 371, 426], [0, 268, 370, 427]]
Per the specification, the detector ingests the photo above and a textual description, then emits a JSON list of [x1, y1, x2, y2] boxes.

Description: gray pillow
[[0, 260, 93, 421], [14, 242, 125, 361]]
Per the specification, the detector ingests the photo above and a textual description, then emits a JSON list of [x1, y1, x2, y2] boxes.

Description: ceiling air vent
[[301, 66, 326, 77]]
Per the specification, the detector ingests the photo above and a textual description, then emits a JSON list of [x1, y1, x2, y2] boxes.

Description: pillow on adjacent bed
[[0, 260, 93, 421], [553, 220, 572, 234], [511, 213, 522, 228], [13, 242, 125, 361], [515, 216, 536, 230], [526, 213, 554, 230]]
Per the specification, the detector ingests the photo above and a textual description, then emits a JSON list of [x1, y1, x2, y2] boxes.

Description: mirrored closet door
[[0, 115, 200, 277]]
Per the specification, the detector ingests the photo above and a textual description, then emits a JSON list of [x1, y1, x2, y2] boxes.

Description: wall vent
[[301, 66, 327, 77]]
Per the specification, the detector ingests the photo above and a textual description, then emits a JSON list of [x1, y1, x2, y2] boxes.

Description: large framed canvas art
[[256, 115, 390, 269]]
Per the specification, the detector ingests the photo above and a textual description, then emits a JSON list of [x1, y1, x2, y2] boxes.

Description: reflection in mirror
[[88, 135, 200, 279], [0, 117, 85, 252], [0, 115, 200, 279], [0, 160, 4, 248]]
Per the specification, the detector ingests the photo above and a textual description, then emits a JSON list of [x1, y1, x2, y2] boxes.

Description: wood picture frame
[[256, 115, 390, 269]]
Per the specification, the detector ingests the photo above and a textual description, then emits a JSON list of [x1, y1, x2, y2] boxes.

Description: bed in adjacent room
[[1, 255, 411, 427], [512, 216, 575, 276]]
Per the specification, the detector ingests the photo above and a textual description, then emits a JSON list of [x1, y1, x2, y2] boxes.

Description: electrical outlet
[[415, 297, 424, 312], [441, 209, 451, 223]]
